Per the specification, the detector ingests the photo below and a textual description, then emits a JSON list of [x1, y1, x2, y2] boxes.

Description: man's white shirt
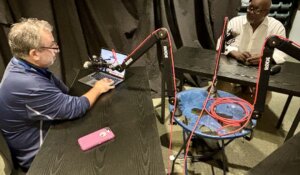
[[225, 15, 287, 64]]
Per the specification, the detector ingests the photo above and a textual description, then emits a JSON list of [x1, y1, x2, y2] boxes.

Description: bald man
[[225, 0, 287, 65]]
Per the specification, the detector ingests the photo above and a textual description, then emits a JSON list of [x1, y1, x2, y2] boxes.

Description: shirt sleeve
[[223, 18, 239, 55], [24, 77, 90, 121], [272, 21, 288, 64], [51, 74, 69, 93]]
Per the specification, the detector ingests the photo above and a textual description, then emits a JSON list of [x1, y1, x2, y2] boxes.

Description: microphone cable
[[108, 28, 178, 175], [165, 29, 178, 175], [180, 16, 260, 173], [126, 28, 178, 175]]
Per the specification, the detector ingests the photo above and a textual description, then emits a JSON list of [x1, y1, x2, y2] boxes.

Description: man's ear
[[29, 49, 40, 61]]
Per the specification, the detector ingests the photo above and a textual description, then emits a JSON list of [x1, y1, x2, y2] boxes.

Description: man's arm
[[83, 78, 115, 107], [272, 24, 287, 64], [25, 77, 114, 121], [224, 16, 252, 62]]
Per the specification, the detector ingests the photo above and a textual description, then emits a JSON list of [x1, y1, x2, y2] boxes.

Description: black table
[[173, 47, 299, 95], [161, 47, 300, 139], [28, 67, 165, 175], [247, 132, 300, 175]]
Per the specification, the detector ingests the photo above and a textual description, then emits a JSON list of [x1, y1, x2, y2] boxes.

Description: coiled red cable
[[207, 97, 253, 136], [181, 17, 258, 173]]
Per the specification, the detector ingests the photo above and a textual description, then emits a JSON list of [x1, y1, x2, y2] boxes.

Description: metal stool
[[169, 88, 256, 174]]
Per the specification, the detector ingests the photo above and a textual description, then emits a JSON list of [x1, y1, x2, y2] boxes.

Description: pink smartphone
[[78, 127, 115, 151]]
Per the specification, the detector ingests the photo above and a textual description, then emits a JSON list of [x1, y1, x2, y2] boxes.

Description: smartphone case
[[78, 127, 115, 151]]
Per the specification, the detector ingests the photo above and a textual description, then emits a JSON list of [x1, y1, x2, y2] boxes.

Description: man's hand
[[245, 54, 260, 65], [83, 78, 115, 107], [94, 78, 115, 94], [229, 51, 251, 62]]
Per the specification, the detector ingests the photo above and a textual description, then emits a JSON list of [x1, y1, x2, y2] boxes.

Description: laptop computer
[[78, 48, 127, 87]]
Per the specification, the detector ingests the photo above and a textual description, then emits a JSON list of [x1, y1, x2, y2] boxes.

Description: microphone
[[217, 29, 240, 52], [110, 65, 123, 72], [225, 29, 239, 43], [219, 29, 240, 53], [83, 61, 112, 69], [83, 55, 112, 69], [83, 61, 94, 69]]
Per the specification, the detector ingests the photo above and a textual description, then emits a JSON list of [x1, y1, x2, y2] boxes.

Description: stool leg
[[161, 70, 166, 124], [221, 140, 227, 175], [183, 130, 188, 175], [176, 71, 184, 91], [285, 108, 300, 142], [276, 95, 293, 129], [171, 130, 191, 175], [171, 143, 185, 174]]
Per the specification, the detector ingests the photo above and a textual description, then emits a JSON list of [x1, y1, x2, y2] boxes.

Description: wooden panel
[[248, 132, 300, 175]]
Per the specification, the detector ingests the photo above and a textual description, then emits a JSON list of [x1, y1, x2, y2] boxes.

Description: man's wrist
[[90, 87, 103, 97], [228, 51, 237, 59]]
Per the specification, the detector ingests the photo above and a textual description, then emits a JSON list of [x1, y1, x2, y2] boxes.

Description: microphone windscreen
[[83, 61, 92, 69]]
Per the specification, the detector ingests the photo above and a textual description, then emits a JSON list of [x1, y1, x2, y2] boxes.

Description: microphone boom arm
[[113, 28, 175, 104], [114, 28, 168, 72], [253, 35, 300, 118]]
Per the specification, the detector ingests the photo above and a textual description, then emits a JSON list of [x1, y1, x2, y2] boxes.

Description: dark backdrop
[[0, 0, 240, 96]]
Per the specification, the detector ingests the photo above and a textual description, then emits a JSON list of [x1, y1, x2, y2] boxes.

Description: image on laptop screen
[[78, 48, 128, 87], [101, 48, 127, 78]]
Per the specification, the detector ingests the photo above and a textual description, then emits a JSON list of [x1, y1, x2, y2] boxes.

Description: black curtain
[[0, 0, 13, 78], [0, 0, 240, 94], [156, 0, 240, 50]]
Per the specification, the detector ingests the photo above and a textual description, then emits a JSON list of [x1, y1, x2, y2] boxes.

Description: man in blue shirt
[[0, 18, 115, 170]]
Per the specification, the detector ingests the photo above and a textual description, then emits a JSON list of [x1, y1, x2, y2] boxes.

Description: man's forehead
[[39, 30, 55, 45], [250, 0, 271, 8]]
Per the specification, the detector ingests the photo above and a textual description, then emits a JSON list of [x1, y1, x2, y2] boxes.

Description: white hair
[[8, 18, 53, 58]]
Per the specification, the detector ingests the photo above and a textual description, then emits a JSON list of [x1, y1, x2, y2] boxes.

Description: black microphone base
[[174, 107, 182, 117], [251, 110, 262, 119], [169, 97, 182, 117]]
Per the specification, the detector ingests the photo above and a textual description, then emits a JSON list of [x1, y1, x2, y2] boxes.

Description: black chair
[[0, 130, 13, 175], [0, 131, 26, 175]]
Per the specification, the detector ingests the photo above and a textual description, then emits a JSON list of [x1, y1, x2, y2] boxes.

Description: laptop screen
[[100, 48, 127, 78]]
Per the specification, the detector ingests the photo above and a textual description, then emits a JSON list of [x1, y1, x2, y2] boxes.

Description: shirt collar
[[13, 57, 52, 79], [243, 16, 269, 27]]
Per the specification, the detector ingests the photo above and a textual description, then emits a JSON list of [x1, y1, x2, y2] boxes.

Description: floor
[[152, 89, 300, 175]]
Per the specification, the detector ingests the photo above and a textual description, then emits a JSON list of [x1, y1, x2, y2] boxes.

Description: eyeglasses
[[39, 46, 60, 51], [247, 6, 267, 15], [38, 42, 60, 52]]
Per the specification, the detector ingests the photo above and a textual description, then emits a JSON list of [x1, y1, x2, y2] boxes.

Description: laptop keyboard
[[91, 72, 122, 85]]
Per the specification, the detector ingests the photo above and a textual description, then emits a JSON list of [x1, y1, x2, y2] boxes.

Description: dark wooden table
[[247, 132, 300, 175], [173, 47, 300, 96], [28, 67, 165, 175], [161, 47, 300, 139]]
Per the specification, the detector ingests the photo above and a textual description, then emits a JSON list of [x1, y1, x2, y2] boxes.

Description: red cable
[[111, 49, 118, 64], [207, 97, 253, 136], [116, 28, 178, 175], [109, 29, 177, 175], [181, 17, 230, 171], [165, 30, 177, 175]]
